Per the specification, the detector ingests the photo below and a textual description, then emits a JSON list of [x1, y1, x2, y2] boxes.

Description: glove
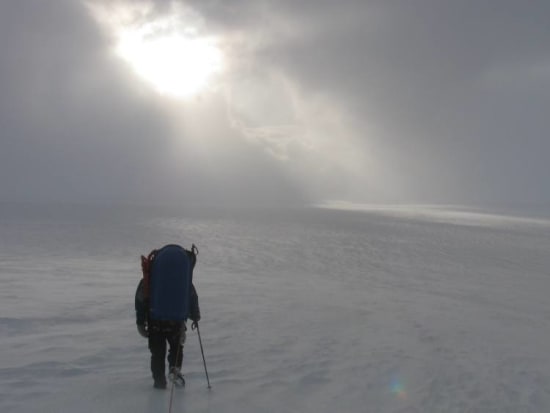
[[191, 320, 199, 331], [137, 323, 148, 338]]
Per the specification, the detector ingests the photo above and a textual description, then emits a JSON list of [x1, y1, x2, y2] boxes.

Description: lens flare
[[390, 377, 407, 400]]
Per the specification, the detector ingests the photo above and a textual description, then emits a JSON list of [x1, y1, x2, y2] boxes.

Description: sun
[[116, 29, 223, 99], [85, 2, 224, 99]]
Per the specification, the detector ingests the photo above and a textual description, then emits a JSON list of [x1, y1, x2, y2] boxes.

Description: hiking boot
[[153, 380, 167, 389], [168, 367, 185, 387]]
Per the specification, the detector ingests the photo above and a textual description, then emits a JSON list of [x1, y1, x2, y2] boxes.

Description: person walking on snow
[[135, 244, 201, 389]]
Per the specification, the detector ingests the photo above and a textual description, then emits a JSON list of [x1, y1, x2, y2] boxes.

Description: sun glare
[[86, 2, 224, 99], [116, 30, 222, 98]]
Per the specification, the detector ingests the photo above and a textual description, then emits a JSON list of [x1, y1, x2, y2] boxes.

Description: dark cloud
[[251, 0, 550, 204], [0, 1, 166, 201]]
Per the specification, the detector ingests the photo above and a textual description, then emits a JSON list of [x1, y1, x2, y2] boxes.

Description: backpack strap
[[188, 244, 199, 269], [140, 249, 157, 299]]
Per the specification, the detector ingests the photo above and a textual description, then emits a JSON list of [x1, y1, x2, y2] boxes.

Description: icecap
[[1, 203, 549, 413]]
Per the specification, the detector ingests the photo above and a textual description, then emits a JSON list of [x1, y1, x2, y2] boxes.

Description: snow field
[[1, 205, 549, 412]]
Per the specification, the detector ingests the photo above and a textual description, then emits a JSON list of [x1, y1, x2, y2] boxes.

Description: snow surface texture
[[1, 203, 550, 413]]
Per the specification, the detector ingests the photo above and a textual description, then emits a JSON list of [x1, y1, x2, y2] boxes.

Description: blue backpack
[[144, 244, 197, 321]]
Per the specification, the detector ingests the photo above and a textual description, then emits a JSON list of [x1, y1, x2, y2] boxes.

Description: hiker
[[135, 244, 201, 389]]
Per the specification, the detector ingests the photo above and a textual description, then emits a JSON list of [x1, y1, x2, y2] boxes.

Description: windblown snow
[[1, 203, 549, 412]]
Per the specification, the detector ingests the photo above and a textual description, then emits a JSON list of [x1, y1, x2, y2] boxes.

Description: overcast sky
[[1, 0, 549, 207]]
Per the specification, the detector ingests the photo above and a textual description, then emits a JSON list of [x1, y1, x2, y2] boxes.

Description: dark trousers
[[148, 321, 184, 384]]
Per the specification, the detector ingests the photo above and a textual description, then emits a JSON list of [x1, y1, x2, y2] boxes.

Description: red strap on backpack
[[140, 250, 156, 299]]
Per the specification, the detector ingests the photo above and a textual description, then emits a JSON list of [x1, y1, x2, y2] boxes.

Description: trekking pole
[[196, 323, 211, 389]]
